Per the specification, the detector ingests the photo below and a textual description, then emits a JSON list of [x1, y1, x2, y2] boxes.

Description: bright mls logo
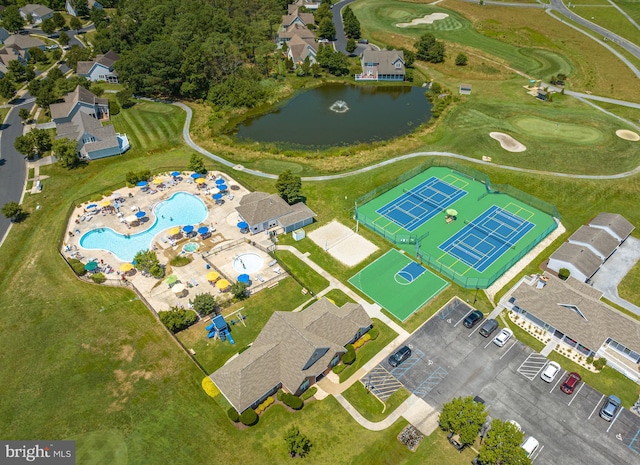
[[1, 441, 75, 464]]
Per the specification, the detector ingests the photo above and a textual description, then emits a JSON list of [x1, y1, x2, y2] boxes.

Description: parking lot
[[369, 299, 640, 464]]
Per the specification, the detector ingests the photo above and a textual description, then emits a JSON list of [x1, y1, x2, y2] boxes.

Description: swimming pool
[[80, 192, 208, 262]]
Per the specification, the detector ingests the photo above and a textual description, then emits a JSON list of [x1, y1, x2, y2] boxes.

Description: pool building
[[235, 192, 316, 235]]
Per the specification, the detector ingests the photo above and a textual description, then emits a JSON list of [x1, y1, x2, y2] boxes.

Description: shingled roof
[[549, 243, 602, 279], [510, 274, 640, 353], [588, 213, 634, 242], [361, 49, 405, 76], [56, 111, 121, 157], [568, 226, 619, 259], [77, 50, 120, 75], [50, 86, 108, 121], [211, 299, 371, 412]]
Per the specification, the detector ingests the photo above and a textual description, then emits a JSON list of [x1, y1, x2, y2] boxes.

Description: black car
[[388, 346, 411, 367], [463, 310, 484, 328]]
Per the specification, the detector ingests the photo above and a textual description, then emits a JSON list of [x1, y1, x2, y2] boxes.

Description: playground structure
[[205, 307, 246, 344]]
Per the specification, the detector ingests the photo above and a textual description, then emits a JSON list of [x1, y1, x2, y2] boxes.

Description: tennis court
[[376, 177, 468, 232], [349, 249, 449, 321], [439, 205, 535, 272]]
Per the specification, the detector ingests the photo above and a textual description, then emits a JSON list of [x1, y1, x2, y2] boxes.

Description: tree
[[284, 426, 312, 458], [275, 170, 302, 205], [478, 419, 529, 465], [192, 293, 218, 316], [41, 19, 56, 35], [51, 49, 63, 62], [342, 7, 361, 39], [188, 154, 207, 174], [0, 77, 16, 100], [28, 47, 48, 64], [116, 88, 133, 108], [53, 138, 79, 169], [346, 38, 357, 54], [428, 41, 446, 63], [70, 17, 83, 32], [19, 108, 30, 123], [1, 6, 25, 33], [59, 32, 71, 46], [159, 307, 198, 333], [402, 48, 416, 67], [455, 53, 468, 66], [318, 17, 336, 41], [53, 12, 66, 30], [439, 396, 487, 445], [558, 268, 570, 280], [415, 33, 446, 63], [231, 281, 249, 300], [1, 202, 25, 222], [74, 0, 91, 18], [14, 129, 52, 159], [134, 249, 163, 277]]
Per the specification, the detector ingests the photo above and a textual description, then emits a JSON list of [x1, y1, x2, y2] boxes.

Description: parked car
[[479, 319, 499, 337], [473, 395, 485, 405], [599, 395, 621, 421], [508, 420, 522, 432], [447, 432, 467, 453], [560, 372, 582, 394], [493, 328, 513, 347], [388, 346, 411, 367], [358, 39, 368, 44], [540, 361, 561, 382], [463, 310, 484, 328], [521, 436, 539, 457], [48, 32, 59, 38]]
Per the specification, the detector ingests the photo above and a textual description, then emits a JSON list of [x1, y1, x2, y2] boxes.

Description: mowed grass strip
[[617, 259, 640, 307], [573, 5, 640, 46], [342, 382, 411, 422], [274, 249, 330, 294]]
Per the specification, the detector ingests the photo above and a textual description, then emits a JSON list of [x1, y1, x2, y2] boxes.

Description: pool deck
[[61, 171, 283, 312]]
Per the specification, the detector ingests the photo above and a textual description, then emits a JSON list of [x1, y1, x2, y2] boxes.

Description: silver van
[[479, 319, 499, 337]]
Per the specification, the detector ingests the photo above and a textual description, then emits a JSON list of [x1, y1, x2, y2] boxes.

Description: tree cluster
[[53, 138, 81, 169], [275, 170, 303, 205], [192, 293, 218, 317], [187, 154, 207, 174], [477, 419, 529, 465], [159, 307, 198, 333], [342, 6, 361, 40], [27, 65, 91, 110], [316, 45, 350, 76], [133, 249, 164, 278], [125, 170, 152, 185], [550, 73, 568, 86], [438, 396, 487, 445], [284, 426, 312, 458], [14, 129, 52, 160], [414, 33, 446, 63], [1, 202, 26, 223]]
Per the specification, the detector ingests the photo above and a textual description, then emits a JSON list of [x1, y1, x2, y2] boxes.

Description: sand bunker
[[616, 129, 640, 141], [308, 220, 378, 267], [489, 132, 527, 152], [397, 13, 449, 27]]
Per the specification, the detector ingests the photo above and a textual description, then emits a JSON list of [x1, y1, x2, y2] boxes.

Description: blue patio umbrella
[[215, 178, 225, 185], [84, 261, 98, 271], [237, 221, 248, 230], [213, 193, 223, 200], [183, 225, 194, 233], [218, 184, 228, 191], [197, 226, 209, 235], [190, 173, 201, 179], [135, 211, 146, 218], [136, 180, 148, 187], [171, 171, 180, 177], [238, 274, 250, 283], [86, 204, 97, 209]]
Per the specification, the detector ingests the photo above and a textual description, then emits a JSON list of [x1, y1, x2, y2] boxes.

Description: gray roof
[[282, 8, 315, 28], [549, 242, 602, 278], [287, 34, 317, 63], [4, 35, 45, 50], [77, 50, 119, 75], [589, 213, 634, 242], [236, 192, 312, 227], [0, 45, 26, 68], [56, 111, 120, 156], [509, 274, 640, 353], [0, 28, 10, 43], [50, 85, 108, 121], [361, 49, 405, 75], [568, 226, 619, 258], [20, 4, 53, 17], [278, 23, 315, 41], [211, 298, 371, 412], [278, 202, 316, 227]]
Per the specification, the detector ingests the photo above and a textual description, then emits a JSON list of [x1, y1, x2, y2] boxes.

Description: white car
[[493, 328, 513, 347], [521, 436, 539, 457], [540, 361, 561, 382], [507, 420, 521, 432]]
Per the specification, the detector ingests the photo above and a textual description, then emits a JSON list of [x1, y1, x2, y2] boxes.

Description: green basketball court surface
[[349, 249, 449, 322]]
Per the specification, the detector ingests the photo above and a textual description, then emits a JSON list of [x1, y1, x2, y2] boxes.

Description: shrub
[[368, 327, 379, 340], [332, 364, 345, 374], [281, 393, 304, 410], [342, 344, 356, 365], [170, 255, 192, 267], [593, 358, 607, 371], [159, 307, 198, 333], [90, 272, 106, 284], [558, 268, 570, 280], [240, 408, 259, 426], [586, 356, 594, 365], [255, 396, 274, 414], [68, 258, 86, 276], [352, 333, 371, 350], [201, 377, 219, 398], [301, 387, 317, 401], [227, 407, 240, 422], [109, 99, 120, 116]]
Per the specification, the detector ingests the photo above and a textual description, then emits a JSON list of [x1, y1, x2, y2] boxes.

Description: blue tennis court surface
[[376, 177, 467, 232], [439, 206, 535, 272], [397, 262, 426, 283]]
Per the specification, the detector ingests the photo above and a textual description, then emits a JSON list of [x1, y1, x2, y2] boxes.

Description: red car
[[560, 372, 582, 394]]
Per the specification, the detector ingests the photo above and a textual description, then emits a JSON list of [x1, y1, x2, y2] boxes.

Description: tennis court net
[[464, 219, 517, 248], [403, 188, 443, 211]]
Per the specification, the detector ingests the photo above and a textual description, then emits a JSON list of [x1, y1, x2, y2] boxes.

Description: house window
[[395, 62, 401, 69], [299, 379, 310, 392]]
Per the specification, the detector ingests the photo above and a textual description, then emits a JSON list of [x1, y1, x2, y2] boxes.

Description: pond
[[232, 84, 432, 148]]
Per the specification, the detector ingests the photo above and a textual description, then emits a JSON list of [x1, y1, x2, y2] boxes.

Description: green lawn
[[502, 311, 546, 353], [339, 318, 397, 382], [273, 249, 330, 294], [323, 288, 355, 306], [617, 259, 640, 306], [615, 0, 640, 23], [573, 5, 640, 47], [342, 382, 411, 422], [176, 277, 308, 373]]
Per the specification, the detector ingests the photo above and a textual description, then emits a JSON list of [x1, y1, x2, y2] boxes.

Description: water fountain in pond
[[329, 100, 349, 113]]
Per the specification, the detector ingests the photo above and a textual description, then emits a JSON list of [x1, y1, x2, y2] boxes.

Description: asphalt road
[[0, 96, 34, 244]]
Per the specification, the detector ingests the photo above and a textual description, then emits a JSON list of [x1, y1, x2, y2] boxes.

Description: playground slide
[[223, 329, 235, 345], [207, 330, 216, 339], [206, 322, 215, 331]]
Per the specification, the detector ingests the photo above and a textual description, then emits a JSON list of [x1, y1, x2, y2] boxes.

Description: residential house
[[77, 50, 119, 83], [547, 213, 634, 282], [291, 0, 321, 10], [355, 49, 405, 82], [282, 6, 315, 28], [0, 45, 28, 76], [4, 34, 46, 51], [0, 28, 10, 44], [235, 192, 316, 235], [277, 23, 315, 44], [277, 7, 315, 45], [211, 298, 372, 413], [56, 111, 129, 160], [287, 34, 317, 66], [66, 0, 103, 17], [50, 85, 110, 124], [19, 4, 54, 24], [503, 273, 640, 382]]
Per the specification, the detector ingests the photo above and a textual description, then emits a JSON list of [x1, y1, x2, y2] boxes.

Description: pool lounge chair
[[273, 266, 282, 274], [190, 279, 199, 287], [257, 274, 265, 282]]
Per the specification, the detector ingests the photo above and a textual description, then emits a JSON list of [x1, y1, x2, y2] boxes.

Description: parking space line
[[588, 394, 605, 420], [484, 339, 493, 349], [607, 408, 624, 433], [531, 444, 544, 462], [550, 371, 564, 394], [453, 311, 472, 327], [517, 353, 548, 381], [568, 383, 584, 406], [467, 323, 483, 337], [499, 341, 516, 359]]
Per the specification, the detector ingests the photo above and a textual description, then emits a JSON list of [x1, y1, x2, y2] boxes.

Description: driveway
[[366, 299, 640, 465]]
